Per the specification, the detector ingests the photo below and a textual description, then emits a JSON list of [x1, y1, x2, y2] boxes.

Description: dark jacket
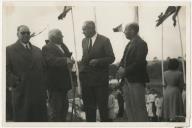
[[120, 35, 149, 83], [42, 42, 72, 92], [80, 34, 115, 86], [6, 41, 47, 121]]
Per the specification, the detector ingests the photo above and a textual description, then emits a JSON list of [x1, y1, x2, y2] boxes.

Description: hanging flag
[[58, 6, 72, 20], [156, 6, 181, 27], [113, 24, 123, 32]]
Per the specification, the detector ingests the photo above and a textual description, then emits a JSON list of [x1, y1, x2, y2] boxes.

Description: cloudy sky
[[3, 1, 187, 62]]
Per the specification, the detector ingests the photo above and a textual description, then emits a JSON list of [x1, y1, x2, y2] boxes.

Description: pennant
[[156, 6, 181, 27], [58, 6, 72, 20], [30, 25, 48, 38], [113, 24, 123, 32]]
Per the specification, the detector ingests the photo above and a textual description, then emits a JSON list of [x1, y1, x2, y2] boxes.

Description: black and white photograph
[[1, 0, 191, 127]]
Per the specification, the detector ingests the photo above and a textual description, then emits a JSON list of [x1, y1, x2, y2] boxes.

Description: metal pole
[[70, 7, 83, 121], [94, 6, 97, 31], [70, 8, 82, 97], [68, 66, 75, 121], [177, 16, 186, 84], [134, 6, 139, 23], [161, 23, 165, 94]]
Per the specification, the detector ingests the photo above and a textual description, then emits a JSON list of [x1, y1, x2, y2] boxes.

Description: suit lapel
[[92, 34, 99, 49], [125, 36, 139, 57], [50, 42, 65, 56], [125, 41, 134, 56], [85, 38, 90, 52], [61, 43, 72, 57], [15, 41, 36, 69], [88, 34, 99, 54], [15, 41, 32, 60], [123, 38, 137, 66]]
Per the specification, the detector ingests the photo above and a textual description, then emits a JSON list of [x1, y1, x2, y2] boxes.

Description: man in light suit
[[80, 21, 115, 122], [42, 29, 74, 121], [6, 25, 47, 122], [117, 22, 149, 122]]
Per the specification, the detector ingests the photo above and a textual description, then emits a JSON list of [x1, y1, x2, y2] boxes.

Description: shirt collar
[[130, 35, 139, 42], [19, 41, 30, 48]]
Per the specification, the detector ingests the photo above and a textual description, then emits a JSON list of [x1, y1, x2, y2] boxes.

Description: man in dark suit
[[117, 22, 149, 122], [42, 29, 74, 121], [80, 21, 115, 122], [6, 25, 47, 122]]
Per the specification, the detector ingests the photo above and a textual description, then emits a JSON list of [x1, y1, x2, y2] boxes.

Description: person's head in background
[[168, 58, 179, 71], [108, 86, 114, 94], [48, 29, 64, 45], [17, 25, 31, 44], [82, 21, 96, 38], [124, 22, 139, 40], [45, 40, 50, 44]]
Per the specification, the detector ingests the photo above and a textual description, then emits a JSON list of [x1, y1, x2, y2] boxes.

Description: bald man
[[6, 25, 48, 121], [80, 21, 115, 122], [42, 29, 74, 122], [117, 23, 149, 121]]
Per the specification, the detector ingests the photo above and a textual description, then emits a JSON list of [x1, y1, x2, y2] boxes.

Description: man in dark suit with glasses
[[6, 25, 48, 122]]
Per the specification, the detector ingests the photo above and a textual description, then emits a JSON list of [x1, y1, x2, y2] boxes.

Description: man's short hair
[[17, 25, 28, 32], [83, 21, 95, 29], [168, 58, 180, 70], [48, 29, 62, 40], [129, 23, 139, 34]]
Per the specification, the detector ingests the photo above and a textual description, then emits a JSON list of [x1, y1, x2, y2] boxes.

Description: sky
[[3, 2, 187, 63]]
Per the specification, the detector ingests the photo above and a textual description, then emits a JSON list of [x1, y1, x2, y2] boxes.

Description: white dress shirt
[[89, 33, 97, 48], [21, 42, 31, 50]]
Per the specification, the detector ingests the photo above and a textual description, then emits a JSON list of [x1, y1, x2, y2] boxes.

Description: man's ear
[[17, 32, 19, 37], [131, 29, 136, 35]]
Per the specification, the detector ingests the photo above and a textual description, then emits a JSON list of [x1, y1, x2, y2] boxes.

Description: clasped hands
[[116, 66, 125, 79]]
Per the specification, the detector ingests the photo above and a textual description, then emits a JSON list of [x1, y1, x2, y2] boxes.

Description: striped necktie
[[25, 44, 31, 50], [88, 38, 92, 52]]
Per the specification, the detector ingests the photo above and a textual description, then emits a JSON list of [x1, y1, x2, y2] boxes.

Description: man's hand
[[67, 57, 75, 70], [67, 57, 75, 64], [89, 59, 99, 67], [116, 66, 125, 79]]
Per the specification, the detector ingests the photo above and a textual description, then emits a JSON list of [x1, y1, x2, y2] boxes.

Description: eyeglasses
[[20, 31, 30, 35]]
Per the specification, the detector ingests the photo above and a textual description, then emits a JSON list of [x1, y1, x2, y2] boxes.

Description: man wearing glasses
[[6, 25, 48, 122]]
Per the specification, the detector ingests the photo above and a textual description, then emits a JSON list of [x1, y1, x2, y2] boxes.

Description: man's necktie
[[25, 44, 30, 50], [88, 38, 92, 52]]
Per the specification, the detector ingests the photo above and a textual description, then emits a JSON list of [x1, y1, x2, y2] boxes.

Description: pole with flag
[[177, 15, 186, 84], [94, 6, 97, 31], [156, 6, 184, 94], [134, 6, 139, 23], [161, 23, 165, 94], [58, 6, 82, 121], [70, 8, 83, 120]]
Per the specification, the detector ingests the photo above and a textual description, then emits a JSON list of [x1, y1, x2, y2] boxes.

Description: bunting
[[113, 24, 123, 32]]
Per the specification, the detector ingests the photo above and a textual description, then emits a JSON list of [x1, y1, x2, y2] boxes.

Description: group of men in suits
[[6, 21, 149, 122]]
